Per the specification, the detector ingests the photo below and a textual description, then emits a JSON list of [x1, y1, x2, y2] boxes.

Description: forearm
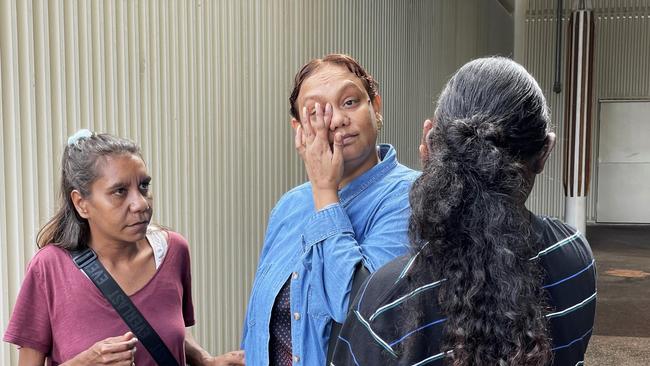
[[57, 349, 93, 366], [185, 330, 211, 365], [18, 347, 46, 366], [302, 200, 411, 320], [60, 357, 83, 366], [312, 187, 339, 210]]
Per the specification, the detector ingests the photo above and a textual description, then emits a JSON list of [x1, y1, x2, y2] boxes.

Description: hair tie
[[67, 129, 93, 146]]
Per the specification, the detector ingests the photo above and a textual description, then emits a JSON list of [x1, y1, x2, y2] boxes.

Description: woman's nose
[[329, 108, 349, 130], [130, 191, 150, 212]]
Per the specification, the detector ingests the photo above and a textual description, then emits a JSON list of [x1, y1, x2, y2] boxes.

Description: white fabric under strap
[[146, 227, 169, 269]]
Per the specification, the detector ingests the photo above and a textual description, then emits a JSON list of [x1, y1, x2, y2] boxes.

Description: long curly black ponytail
[[405, 57, 552, 365]]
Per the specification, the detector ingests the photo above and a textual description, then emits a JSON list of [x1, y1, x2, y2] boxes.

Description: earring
[[376, 113, 384, 131]]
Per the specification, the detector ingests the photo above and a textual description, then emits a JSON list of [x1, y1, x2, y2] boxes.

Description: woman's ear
[[291, 118, 301, 131], [532, 132, 557, 174], [419, 119, 434, 164], [71, 190, 89, 219], [371, 95, 382, 114]]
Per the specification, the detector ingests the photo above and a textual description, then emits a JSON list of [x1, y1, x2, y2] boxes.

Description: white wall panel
[[596, 100, 650, 223], [1, 0, 506, 362]]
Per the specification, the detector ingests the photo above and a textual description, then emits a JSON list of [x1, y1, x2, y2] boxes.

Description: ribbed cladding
[[0, 0, 512, 361], [524, 0, 650, 221], [1, 3, 29, 366], [0, 25, 9, 363], [524, 0, 570, 218]]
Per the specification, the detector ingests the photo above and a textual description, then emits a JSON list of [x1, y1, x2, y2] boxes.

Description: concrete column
[[513, 0, 528, 62], [563, 1, 594, 234]]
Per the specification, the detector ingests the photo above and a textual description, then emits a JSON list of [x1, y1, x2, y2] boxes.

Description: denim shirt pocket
[[307, 285, 331, 319], [247, 262, 273, 327]]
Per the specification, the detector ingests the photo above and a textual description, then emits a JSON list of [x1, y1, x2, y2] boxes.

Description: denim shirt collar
[[339, 144, 397, 206]]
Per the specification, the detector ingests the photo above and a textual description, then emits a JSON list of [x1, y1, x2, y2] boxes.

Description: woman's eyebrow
[[105, 181, 127, 191], [301, 81, 364, 103], [302, 96, 325, 106], [336, 82, 364, 96], [104, 175, 151, 190]]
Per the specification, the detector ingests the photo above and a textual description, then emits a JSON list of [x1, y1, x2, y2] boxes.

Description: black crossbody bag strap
[[72, 248, 180, 366]]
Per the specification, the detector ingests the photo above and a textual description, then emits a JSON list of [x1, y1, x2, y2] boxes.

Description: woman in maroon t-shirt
[[3, 131, 244, 366]]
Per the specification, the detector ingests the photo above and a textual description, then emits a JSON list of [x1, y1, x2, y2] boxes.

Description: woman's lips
[[127, 220, 150, 231], [341, 134, 357, 145]]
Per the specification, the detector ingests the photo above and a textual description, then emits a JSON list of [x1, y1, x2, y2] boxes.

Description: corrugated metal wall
[[523, 0, 650, 220], [1, 0, 506, 362]]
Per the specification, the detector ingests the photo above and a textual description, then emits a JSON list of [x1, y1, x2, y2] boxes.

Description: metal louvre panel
[[523, 0, 650, 221]]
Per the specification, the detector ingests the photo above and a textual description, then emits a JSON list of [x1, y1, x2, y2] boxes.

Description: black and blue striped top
[[331, 215, 596, 366]]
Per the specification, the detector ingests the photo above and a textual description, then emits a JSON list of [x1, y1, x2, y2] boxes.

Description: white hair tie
[[67, 129, 93, 146]]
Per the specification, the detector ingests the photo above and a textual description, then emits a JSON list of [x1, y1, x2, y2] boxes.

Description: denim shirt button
[[292, 271, 299, 280], [293, 355, 300, 363], [293, 312, 301, 320]]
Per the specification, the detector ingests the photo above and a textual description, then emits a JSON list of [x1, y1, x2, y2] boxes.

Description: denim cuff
[[301, 203, 354, 252]]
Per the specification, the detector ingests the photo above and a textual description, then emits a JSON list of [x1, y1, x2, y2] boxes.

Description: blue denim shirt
[[242, 144, 419, 365]]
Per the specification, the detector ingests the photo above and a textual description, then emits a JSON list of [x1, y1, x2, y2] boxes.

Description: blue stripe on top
[[543, 259, 595, 289]]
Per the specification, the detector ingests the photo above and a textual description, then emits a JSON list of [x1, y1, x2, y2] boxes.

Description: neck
[[339, 148, 380, 188], [89, 237, 141, 265]]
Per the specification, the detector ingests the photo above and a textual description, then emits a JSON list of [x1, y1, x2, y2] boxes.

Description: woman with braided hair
[[332, 57, 596, 366]]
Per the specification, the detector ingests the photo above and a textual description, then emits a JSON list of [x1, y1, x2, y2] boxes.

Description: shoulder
[[533, 216, 596, 302], [29, 245, 72, 270], [533, 215, 592, 259], [376, 159, 420, 198], [389, 163, 421, 182], [163, 230, 191, 260], [355, 254, 413, 315], [267, 182, 313, 220], [276, 182, 312, 205], [165, 230, 188, 246], [378, 144, 421, 183], [371, 253, 413, 284], [369, 168, 419, 215], [381, 166, 420, 194], [16, 245, 76, 288], [535, 215, 581, 237]]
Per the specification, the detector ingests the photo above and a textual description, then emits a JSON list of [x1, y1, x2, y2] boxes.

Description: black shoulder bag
[[72, 248, 180, 366]]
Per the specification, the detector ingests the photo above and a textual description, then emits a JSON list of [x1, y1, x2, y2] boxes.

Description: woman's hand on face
[[201, 350, 245, 366], [64, 332, 137, 366], [295, 102, 344, 210]]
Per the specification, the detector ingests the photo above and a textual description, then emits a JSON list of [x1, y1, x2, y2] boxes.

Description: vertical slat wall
[[1, 0, 504, 362], [524, 0, 650, 220]]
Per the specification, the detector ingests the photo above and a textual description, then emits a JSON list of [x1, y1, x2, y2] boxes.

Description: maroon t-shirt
[[3, 231, 195, 365]]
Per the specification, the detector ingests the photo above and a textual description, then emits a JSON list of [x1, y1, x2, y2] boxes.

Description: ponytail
[[404, 57, 552, 365]]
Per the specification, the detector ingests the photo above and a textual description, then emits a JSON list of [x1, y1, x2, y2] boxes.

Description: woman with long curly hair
[[332, 57, 596, 366]]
